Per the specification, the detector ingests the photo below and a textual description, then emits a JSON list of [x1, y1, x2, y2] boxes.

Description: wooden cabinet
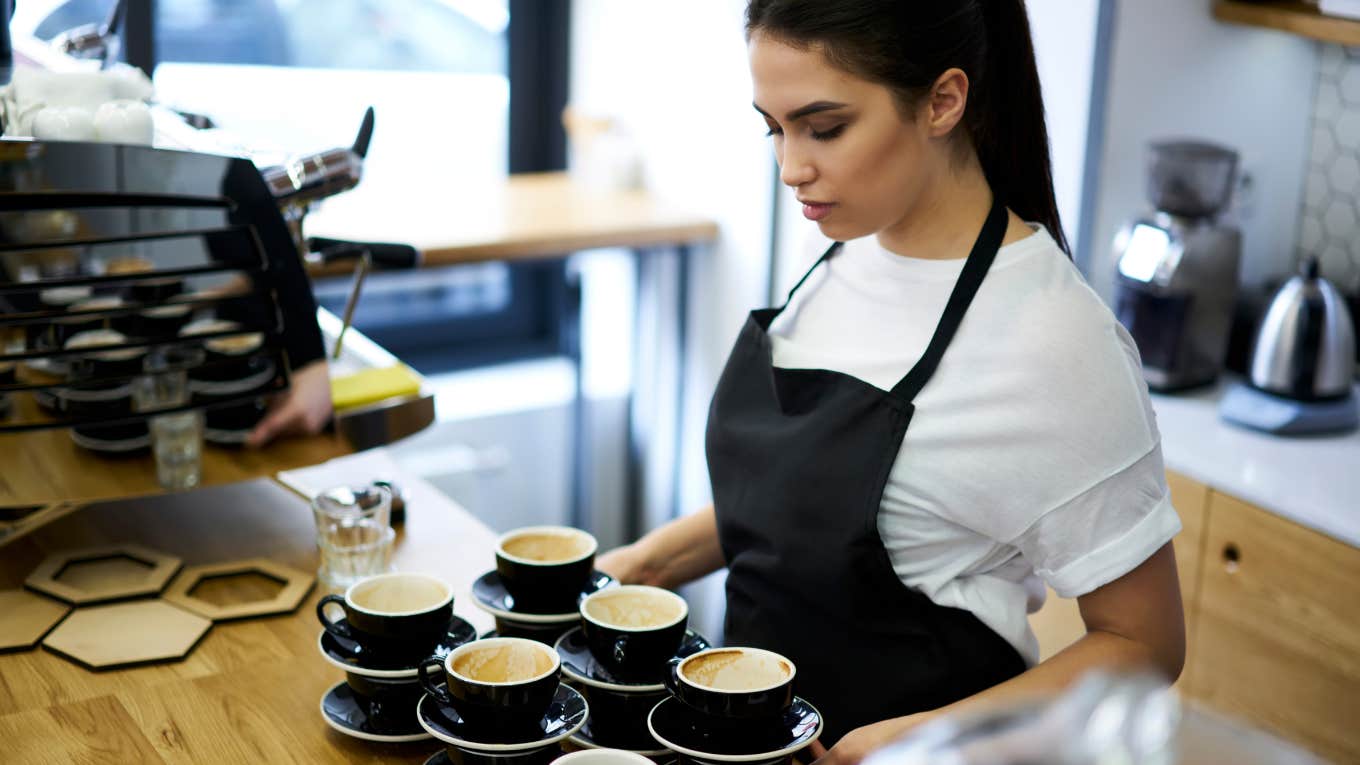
[[1027, 470, 1360, 761], [1029, 470, 1207, 665], [1185, 491, 1360, 764]]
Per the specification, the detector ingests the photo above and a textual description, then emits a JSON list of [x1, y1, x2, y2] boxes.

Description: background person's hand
[[247, 359, 333, 447]]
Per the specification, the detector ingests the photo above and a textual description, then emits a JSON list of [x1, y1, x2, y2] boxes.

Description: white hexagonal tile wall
[[1323, 200, 1356, 239], [1298, 44, 1360, 289], [1317, 81, 1342, 123], [1335, 112, 1360, 152], [1340, 62, 1360, 105], [1329, 155, 1360, 196], [1312, 124, 1338, 161]]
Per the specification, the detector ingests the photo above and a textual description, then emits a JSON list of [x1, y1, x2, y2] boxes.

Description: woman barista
[[597, 2, 1185, 763]]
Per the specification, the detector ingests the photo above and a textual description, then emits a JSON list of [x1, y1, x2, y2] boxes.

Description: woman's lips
[[802, 202, 835, 221]]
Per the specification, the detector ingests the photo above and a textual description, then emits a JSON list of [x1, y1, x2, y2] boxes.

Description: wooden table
[[306, 171, 721, 532], [0, 450, 500, 764], [303, 172, 720, 273]]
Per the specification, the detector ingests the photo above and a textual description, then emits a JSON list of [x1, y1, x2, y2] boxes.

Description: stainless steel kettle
[[1249, 258, 1356, 401]]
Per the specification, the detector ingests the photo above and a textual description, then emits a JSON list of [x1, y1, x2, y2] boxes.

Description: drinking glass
[[132, 346, 204, 490], [312, 484, 395, 591]]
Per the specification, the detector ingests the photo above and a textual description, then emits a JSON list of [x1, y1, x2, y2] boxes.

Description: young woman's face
[[748, 31, 938, 242]]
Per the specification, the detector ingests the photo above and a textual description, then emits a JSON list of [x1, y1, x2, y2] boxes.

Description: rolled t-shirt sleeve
[[1014, 442, 1183, 598]]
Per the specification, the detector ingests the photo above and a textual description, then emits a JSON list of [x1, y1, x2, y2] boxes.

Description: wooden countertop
[[303, 172, 720, 275], [0, 389, 352, 511], [0, 450, 499, 764]]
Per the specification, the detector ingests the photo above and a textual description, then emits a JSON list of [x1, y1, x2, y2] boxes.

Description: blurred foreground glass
[[132, 347, 204, 491], [311, 484, 394, 590]]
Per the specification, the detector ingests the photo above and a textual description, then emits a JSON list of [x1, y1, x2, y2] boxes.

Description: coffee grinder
[[1112, 140, 1243, 391]]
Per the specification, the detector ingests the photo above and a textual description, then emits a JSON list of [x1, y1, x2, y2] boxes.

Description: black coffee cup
[[64, 329, 146, 381], [493, 616, 578, 646], [317, 572, 455, 661], [134, 302, 194, 339], [580, 585, 688, 683], [50, 297, 136, 349], [575, 684, 668, 750], [179, 318, 269, 384], [343, 671, 425, 730], [418, 636, 562, 737], [495, 525, 598, 613], [61, 329, 150, 448], [664, 647, 795, 722]]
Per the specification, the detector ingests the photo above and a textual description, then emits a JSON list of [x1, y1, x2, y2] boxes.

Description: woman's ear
[[924, 67, 970, 138]]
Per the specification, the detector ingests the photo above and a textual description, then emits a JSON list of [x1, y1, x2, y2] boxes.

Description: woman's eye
[[764, 125, 783, 137], [810, 124, 846, 142]]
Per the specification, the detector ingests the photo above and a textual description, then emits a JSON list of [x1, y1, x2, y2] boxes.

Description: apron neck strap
[[891, 198, 1009, 401], [780, 241, 843, 309]]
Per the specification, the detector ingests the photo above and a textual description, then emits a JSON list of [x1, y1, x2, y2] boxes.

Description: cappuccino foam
[[502, 531, 591, 563], [453, 643, 555, 683], [682, 650, 791, 691], [351, 576, 449, 613], [585, 590, 684, 629]]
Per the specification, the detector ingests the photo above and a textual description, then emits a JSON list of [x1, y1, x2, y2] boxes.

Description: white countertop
[[1150, 378, 1360, 549]]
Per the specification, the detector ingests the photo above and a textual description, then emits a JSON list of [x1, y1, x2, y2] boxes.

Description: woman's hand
[[247, 359, 333, 447], [810, 715, 929, 765], [596, 543, 646, 584]]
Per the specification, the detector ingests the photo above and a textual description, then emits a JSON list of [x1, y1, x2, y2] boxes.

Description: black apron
[[706, 199, 1026, 746]]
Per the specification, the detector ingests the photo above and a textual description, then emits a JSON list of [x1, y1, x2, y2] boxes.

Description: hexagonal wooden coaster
[[0, 589, 72, 653], [42, 600, 211, 671], [25, 544, 183, 605], [161, 558, 315, 622]]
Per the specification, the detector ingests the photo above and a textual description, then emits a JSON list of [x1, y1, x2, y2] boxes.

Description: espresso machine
[[1112, 140, 1243, 392]]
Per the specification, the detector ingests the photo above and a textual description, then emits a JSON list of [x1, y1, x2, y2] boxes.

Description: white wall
[[1086, 0, 1317, 301], [570, 0, 775, 638], [772, 0, 1107, 295]]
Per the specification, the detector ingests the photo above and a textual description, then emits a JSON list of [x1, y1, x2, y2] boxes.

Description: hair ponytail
[[747, 0, 1070, 256], [971, 0, 1069, 255]]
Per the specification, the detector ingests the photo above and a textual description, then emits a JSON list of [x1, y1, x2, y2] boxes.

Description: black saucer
[[319, 681, 432, 743], [570, 717, 672, 756], [422, 747, 560, 765], [647, 696, 821, 761], [555, 626, 711, 691], [319, 614, 478, 677], [417, 683, 588, 752], [471, 569, 615, 622]]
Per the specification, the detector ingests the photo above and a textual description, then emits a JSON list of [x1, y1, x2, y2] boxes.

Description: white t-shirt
[[768, 224, 1182, 666]]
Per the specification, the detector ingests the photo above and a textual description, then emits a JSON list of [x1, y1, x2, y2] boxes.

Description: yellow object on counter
[[330, 364, 422, 410]]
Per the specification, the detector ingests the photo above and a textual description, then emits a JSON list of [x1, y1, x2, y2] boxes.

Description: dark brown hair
[[746, 0, 1070, 255]]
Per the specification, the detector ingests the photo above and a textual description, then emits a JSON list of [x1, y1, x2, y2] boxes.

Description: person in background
[[598, 2, 1185, 763]]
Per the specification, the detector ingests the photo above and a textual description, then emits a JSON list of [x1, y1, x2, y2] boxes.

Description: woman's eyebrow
[[752, 100, 850, 122]]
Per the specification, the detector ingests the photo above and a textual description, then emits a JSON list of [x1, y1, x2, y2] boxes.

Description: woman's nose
[[778, 141, 815, 188]]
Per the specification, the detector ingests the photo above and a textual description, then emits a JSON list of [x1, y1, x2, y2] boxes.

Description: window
[[17, 0, 572, 374]]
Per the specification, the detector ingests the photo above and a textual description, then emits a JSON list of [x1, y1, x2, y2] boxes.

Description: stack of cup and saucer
[[555, 585, 710, 761], [316, 572, 476, 743], [416, 636, 589, 764], [470, 526, 616, 645], [648, 647, 822, 765]]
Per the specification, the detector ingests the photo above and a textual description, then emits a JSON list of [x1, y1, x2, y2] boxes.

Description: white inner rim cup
[[495, 525, 598, 567], [343, 572, 453, 617], [580, 584, 688, 632], [445, 636, 562, 687], [677, 646, 797, 694]]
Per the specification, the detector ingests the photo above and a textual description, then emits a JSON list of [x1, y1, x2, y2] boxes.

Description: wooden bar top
[[0, 451, 500, 764], [0, 389, 351, 510], [304, 172, 720, 275]]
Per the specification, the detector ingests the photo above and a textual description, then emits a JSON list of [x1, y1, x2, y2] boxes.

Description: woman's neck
[[875, 154, 997, 260]]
